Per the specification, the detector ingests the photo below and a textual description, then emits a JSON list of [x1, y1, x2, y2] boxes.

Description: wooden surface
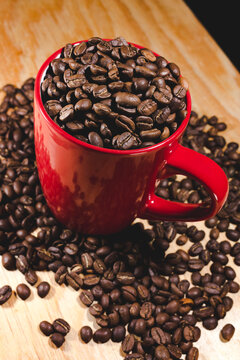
[[0, 1, 240, 359]]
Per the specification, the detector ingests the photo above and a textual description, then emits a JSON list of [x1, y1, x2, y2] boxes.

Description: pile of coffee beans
[[0, 78, 240, 359], [41, 37, 188, 149], [39, 318, 70, 348]]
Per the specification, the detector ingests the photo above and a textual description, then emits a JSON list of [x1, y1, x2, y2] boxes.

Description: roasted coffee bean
[[50, 332, 65, 348], [93, 328, 111, 343], [79, 290, 94, 306], [202, 317, 218, 330], [151, 327, 167, 344], [188, 259, 205, 271], [220, 323, 235, 342], [39, 320, 54, 336], [134, 318, 146, 336], [88, 132, 103, 147], [83, 274, 100, 286], [204, 282, 221, 295], [117, 272, 135, 285], [80, 325, 93, 343], [42, 38, 187, 149], [16, 283, 31, 300], [66, 271, 83, 290], [0, 285, 12, 305], [111, 325, 126, 342], [25, 269, 38, 285], [155, 344, 170, 360], [53, 318, 70, 335], [55, 265, 67, 285], [113, 132, 137, 150], [122, 334, 135, 353], [37, 281, 50, 298], [226, 229, 240, 242], [2, 252, 16, 270], [16, 255, 29, 274], [122, 286, 137, 302], [167, 344, 182, 359], [186, 347, 199, 360], [115, 92, 141, 107]]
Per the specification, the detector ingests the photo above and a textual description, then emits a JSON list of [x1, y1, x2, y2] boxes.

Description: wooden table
[[0, 1, 239, 359]]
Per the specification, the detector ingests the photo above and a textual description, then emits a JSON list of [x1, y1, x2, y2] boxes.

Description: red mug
[[34, 40, 229, 235]]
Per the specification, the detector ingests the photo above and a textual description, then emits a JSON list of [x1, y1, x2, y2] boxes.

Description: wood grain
[[0, 0, 239, 359]]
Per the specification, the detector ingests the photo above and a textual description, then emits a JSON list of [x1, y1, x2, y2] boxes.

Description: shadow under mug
[[34, 40, 229, 235]]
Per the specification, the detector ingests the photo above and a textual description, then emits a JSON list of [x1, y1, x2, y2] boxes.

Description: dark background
[[184, 1, 239, 71]]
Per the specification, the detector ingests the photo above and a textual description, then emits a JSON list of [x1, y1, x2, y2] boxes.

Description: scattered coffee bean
[[37, 281, 50, 298], [16, 283, 31, 300], [93, 328, 111, 343], [220, 324, 235, 342], [39, 321, 54, 336], [0, 285, 12, 305], [50, 332, 65, 348], [80, 325, 93, 343], [52, 318, 70, 335]]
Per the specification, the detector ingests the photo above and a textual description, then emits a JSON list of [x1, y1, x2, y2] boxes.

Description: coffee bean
[[88, 132, 103, 147], [140, 128, 161, 141], [83, 274, 100, 286], [93, 328, 111, 343], [204, 282, 221, 295], [226, 229, 240, 242], [39, 321, 54, 336], [134, 318, 146, 336], [117, 272, 135, 285], [154, 88, 173, 105], [115, 92, 141, 107], [111, 325, 126, 342], [16, 255, 29, 274], [151, 327, 167, 344], [202, 317, 218, 330], [79, 290, 94, 306], [186, 347, 199, 360], [53, 318, 70, 335], [37, 281, 50, 298], [16, 283, 31, 300], [0, 285, 12, 305], [188, 259, 205, 271], [80, 325, 93, 343], [155, 344, 170, 360], [122, 334, 135, 353], [113, 132, 138, 150], [50, 332, 65, 348], [167, 344, 182, 359], [2, 252, 16, 270], [137, 99, 158, 116], [122, 286, 137, 302], [25, 269, 38, 285], [220, 323, 235, 342]]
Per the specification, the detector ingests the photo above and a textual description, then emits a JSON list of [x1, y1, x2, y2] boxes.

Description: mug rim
[[35, 39, 192, 155]]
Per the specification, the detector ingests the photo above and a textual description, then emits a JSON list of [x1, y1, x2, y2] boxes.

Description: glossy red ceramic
[[34, 40, 229, 235]]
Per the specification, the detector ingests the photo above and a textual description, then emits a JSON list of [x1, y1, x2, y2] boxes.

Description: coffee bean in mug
[[41, 37, 187, 149], [35, 37, 229, 235]]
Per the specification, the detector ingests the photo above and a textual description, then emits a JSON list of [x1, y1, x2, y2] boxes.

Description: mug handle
[[140, 143, 229, 221]]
